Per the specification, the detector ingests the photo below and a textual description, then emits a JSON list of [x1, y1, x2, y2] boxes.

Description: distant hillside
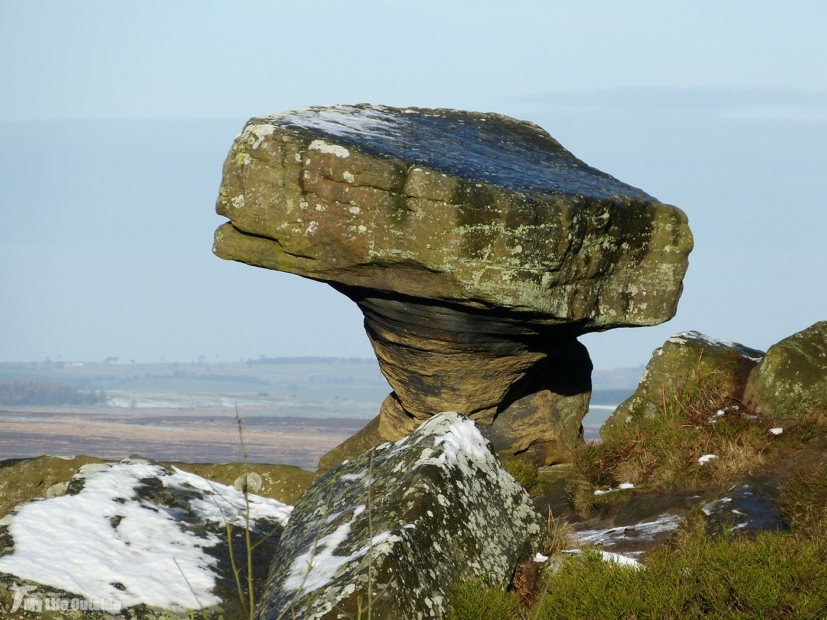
[[0, 380, 106, 406]]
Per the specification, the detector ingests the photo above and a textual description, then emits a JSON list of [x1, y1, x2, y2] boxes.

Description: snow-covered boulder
[[256, 411, 544, 620], [0, 457, 291, 619]]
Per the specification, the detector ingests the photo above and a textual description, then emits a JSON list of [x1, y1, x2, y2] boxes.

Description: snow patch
[[0, 460, 290, 611], [433, 417, 490, 465], [594, 482, 634, 495], [669, 331, 764, 362], [309, 139, 350, 158], [572, 514, 683, 547]]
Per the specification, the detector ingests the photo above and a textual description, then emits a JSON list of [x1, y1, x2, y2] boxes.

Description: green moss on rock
[[744, 321, 827, 423]]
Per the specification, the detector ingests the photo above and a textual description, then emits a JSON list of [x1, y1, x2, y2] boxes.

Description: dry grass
[[569, 363, 778, 517]]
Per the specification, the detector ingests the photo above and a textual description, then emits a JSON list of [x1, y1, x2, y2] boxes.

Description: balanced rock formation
[[256, 412, 544, 620], [743, 321, 827, 423], [213, 105, 693, 466], [602, 331, 764, 439]]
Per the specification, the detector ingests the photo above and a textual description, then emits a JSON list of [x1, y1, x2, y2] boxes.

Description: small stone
[[233, 471, 263, 493]]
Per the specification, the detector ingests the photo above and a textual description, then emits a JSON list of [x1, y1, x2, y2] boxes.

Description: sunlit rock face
[[255, 412, 544, 620], [602, 331, 764, 440], [213, 105, 693, 465], [744, 321, 827, 423]]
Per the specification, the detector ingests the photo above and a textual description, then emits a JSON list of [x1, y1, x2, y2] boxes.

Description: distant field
[[0, 359, 641, 464]]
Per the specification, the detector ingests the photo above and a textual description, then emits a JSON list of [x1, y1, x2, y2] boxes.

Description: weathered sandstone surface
[[213, 105, 693, 466]]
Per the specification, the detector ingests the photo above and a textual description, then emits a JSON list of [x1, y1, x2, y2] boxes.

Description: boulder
[[602, 331, 764, 438], [212, 104, 693, 463], [256, 412, 544, 620], [0, 457, 292, 619], [743, 321, 827, 423]]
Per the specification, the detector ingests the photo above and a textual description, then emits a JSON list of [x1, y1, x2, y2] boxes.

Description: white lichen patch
[[242, 123, 276, 150], [308, 139, 351, 158]]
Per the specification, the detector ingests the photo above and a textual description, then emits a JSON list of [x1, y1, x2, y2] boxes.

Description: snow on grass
[[594, 482, 635, 495], [0, 459, 291, 611], [769, 427, 784, 436], [698, 454, 718, 465], [563, 549, 642, 569]]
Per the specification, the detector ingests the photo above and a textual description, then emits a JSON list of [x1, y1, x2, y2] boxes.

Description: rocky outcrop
[[213, 105, 693, 464], [256, 412, 544, 620], [744, 321, 827, 423], [602, 331, 764, 438]]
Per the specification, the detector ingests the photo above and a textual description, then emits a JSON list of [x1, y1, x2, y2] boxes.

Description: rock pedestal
[[213, 105, 693, 466]]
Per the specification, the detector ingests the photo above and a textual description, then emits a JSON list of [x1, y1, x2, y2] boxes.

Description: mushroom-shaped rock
[[213, 105, 693, 465]]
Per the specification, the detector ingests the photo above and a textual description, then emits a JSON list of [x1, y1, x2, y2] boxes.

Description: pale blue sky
[[1, 1, 825, 367]]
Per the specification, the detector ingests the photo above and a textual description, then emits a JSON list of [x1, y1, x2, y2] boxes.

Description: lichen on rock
[[256, 412, 544, 620], [743, 321, 827, 423]]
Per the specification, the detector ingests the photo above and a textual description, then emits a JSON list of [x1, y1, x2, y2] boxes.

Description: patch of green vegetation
[[167, 462, 315, 505], [448, 521, 827, 619], [0, 455, 103, 518], [502, 458, 540, 495], [536, 526, 827, 619], [778, 463, 827, 539], [447, 578, 522, 620]]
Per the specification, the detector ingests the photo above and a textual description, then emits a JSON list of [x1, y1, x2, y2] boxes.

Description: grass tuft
[[778, 464, 827, 539], [502, 458, 540, 495], [446, 578, 522, 620]]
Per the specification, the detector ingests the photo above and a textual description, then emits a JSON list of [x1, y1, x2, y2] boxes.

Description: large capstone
[[213, 105, 693, 465], [255, 412, 544, 620]]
